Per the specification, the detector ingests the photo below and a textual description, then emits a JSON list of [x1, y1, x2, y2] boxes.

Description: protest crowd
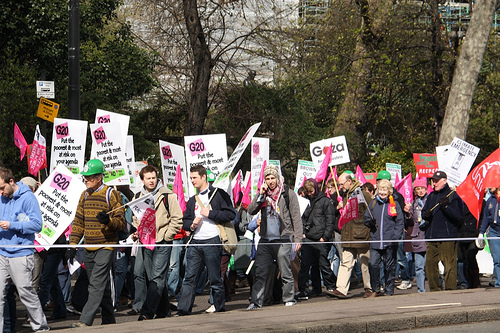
[[2, 119, 500, 332]]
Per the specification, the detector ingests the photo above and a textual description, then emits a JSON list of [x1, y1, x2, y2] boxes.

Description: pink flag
[[173, 164, 187, 214], [257, 160, 267, 192], [395, 173, 413, 204], [338, 197, 359, 230], [14, 123, 28, 160], [355, 165, 367, 185], [241, 173, 252, 209], [28, 125, 47, 177], [394, 172, 401, 187], [315, 143, 332, 183], [232, 170, 242, 206], [137, 208, 156, 250]]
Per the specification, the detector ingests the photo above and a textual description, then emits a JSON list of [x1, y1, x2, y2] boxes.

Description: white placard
[[213, 123, 261, 190], [294, 160, 317, 192], [440, 137, 480, 188], [385, 163, 402, 186], [310, 136, 350, 168], [50, 118, 87, 174], [95, 109, 129, 147], [436, 145, 451, 170], [89, 123, 129, 185], [159, 140, 188, 201], [184, 134, 227, 196], [34, 165, 86, 248], [126, 135, 136, 185], [250, 137, 269, 199]]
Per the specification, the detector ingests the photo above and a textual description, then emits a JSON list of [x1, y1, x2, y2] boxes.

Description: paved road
[[11, 276, 500, 332]]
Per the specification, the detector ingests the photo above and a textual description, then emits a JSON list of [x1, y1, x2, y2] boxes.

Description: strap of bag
[[194, 195, 228, 241]]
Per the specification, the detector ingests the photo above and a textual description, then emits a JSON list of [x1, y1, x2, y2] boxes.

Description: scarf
[[265, 181, 283, 213]]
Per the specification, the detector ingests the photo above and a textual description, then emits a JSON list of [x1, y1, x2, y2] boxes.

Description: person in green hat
[[67, 159, 125, 327]]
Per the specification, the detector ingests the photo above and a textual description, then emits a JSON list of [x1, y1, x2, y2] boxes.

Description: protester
[[67, 159, 126, 327], [403, 178, 428, 293], [0, 167, 50, 332], [297, 179, 336, 299], [133, 165, 183, 320], [365, 179, 404, 296], [326, 172, 374, 299], [457, 205, 481, 289], [177, 165, 235, 315], [479, 187, 500, 287], [421, 171, 463, 291], [246, 165, 302, 310]]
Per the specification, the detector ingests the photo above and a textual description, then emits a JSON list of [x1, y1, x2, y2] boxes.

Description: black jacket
[[422, 184, 463, 239], [302, 192, 335, 241]]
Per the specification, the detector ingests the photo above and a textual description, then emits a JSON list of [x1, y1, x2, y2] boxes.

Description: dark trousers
[[458, 241, 480, 288], [38, 252, 67, 318], [298, 240, 336, 292], [141, 241, 172, 319], [177, 236, 224, 315], [369, 246, 397, 295], [426, 241, 457, 291], [80, 249, 115, 325]]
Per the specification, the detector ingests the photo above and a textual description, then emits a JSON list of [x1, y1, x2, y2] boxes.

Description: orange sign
[[37, 97, 60, 122]]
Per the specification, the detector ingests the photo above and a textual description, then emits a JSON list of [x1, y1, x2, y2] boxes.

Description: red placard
[[413, 153, 438, 177]]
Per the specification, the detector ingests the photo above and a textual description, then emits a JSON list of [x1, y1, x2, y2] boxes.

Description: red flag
[[257, 160, 267, 192], [14, 123, 28, 160], [355, 165, 367, 185], [456, 148, 500, 222], [173, 164, 187, 214], [395, 173, 413, 204], [338, 197, 359, 230], [232, 170, 242, 206], [315, 143, 332, 183], [28, 125, 47, 177]]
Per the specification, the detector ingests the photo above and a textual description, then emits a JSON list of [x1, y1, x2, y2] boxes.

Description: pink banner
[[355, 165, 367, 185], [14, 123, 28, 160], [338, 197, 359, 230], [315, 143, 332, 183], [395, 173, 413, 204], [28, 141, 46, 177], [137, 208, 156, 250], [173, 164, 186, 214]]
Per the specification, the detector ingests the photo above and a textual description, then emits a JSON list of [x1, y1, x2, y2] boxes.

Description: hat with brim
[[431, 171, 447, 180]]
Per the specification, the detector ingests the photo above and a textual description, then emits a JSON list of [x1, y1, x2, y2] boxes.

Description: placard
[[310, 136, 350, 168], [294, 160, 316, 192], [159, 140, 188, 201], [50, 118, 87, 174], [440, 137, 480, 188], [250, 137, 269, 198]]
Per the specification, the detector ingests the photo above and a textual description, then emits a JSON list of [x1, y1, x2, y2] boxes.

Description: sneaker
[[169, 302, 178, 311], [205, 305, 216, 313], [66, 305, 82, 315], [34, 327, 51, 332], [284, 300, 296, 307], [71, 322, 88, 328], [396, 281, 412, 290], [325, 289, 347, 299], [295, 291, 309, 300], [127, 309, 140, 315], [246, 303, 261, 311], [22, 318, 31, 328]]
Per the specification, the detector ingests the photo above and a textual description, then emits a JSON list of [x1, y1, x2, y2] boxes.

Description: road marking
[[397, 303, 461, 309]]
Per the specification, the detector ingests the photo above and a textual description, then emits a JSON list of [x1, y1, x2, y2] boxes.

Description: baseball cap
[[431, 171, 447, 180]]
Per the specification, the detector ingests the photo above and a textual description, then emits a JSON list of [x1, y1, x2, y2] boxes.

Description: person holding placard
[[0, 167, 50, 332], [66, 159, 125, 327], [177, 165, 235, 316]]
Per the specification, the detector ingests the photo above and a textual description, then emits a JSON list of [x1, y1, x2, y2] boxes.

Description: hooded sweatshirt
[[0, 182, 43, 257]]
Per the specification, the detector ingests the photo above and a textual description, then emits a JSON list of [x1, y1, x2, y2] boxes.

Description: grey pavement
[[15, 278, 500, 333]]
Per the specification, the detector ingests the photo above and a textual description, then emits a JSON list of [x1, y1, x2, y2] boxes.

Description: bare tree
[[438, 0, 498, 146]]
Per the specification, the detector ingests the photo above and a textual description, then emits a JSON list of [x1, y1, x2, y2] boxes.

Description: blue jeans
[[167, 239, 184, 296], [141, 241, 172, 318], [177, 236, 224, 315], [114, 249, 130, 306], [38, 252, 67, 318], [132, 246, 147, 311], [396, 240, 410, 281], [414, 252, 426, 293], [488, 228, 500, 287]]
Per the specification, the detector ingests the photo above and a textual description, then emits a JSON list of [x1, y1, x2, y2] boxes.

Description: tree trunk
[[438, 0, 497, 146], [183, 0, 213, 136]]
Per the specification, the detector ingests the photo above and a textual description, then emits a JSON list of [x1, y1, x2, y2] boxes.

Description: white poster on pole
[[159, 140, 188, 200], [50, 118, 87, 174], [310, 135, 350, 168], [184, 134, 227, 196], [34, 165, 86, 248], [250, 137, 269, 199], [440, 137, 480, 188], [213, 122, 261, 190], [294, 160, 317, 192], [436, 145, 451, 170], [95, 109, 129, 146], [89, 123, 130, 185], [385, 163, 402, 186], [126, 135, 136, 185]]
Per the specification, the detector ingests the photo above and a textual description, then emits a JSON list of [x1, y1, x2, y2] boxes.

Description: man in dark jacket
[[297, 179, 336, 298], [421, 171, 463, 291]]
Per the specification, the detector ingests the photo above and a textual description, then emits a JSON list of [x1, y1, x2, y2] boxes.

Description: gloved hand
[[97, 210, 110, 225], [475, 233, 486, 249], [422, 209, 432, 221], [439, 196, 450, 209], [368, 218, 377, 229], [419, 220, 430, 231], [65, 248, 76, 265]]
